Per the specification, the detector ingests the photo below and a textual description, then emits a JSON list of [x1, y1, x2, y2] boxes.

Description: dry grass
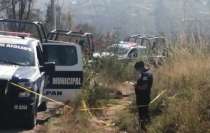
[[45, 106, 106, 133], [114, 44, 210, 133], [45, 43, 210, 133], [148, 46, 210, 133]]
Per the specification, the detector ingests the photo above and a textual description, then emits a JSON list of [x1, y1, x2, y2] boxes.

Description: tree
[[0, 0, 43, 33], [0, 0, 11, 17], [45, 2, 73, 31], [5, 0, 33, 20], [45, 2, 54, 31], [0, 0, 10, 10]]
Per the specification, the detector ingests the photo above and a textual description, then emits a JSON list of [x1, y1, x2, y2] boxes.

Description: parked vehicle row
[[93, 34, 168, 61]]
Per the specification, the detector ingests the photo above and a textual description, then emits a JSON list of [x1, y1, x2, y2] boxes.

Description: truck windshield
[[43, 45, 78, 66], [0, 43, 35, 66], [107, 46, 129, 55]]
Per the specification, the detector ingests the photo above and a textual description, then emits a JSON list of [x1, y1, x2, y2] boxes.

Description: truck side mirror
[[40, 62, 55, 73]]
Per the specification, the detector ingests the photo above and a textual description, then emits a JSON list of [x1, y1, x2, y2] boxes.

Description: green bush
[[93, 57, 134, 83], [83, 83, 116, 108]]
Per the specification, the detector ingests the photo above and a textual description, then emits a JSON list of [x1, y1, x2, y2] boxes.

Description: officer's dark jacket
[[135, 69, 153, 105]]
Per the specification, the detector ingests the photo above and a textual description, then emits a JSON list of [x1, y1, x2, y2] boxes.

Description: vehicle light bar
[[0, 31, 31, 37]]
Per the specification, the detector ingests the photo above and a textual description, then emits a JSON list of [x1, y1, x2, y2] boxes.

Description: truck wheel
[[38, 101, 47, 112], [129, 50, 138, 59], [25, 106, 37, 129]]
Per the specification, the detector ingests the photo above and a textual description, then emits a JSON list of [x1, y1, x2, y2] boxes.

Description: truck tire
[[38, 101, 47, 112], [129, 50, 138, 59], [25, 108, 37, 129]]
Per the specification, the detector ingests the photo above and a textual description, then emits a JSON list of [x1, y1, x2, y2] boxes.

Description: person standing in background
[[134, 61, 153, 131]]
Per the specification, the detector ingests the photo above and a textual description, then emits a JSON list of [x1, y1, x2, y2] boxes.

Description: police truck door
[[42, 42, 83, 102]]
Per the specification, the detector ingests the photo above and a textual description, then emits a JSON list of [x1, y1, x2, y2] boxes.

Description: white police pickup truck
[[93, 41, 147, 60], [0, 33, 83, 129], [0, 33, 48, 128]]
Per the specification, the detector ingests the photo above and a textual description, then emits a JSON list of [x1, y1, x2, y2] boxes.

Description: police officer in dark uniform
[[134, 61, 153, 130]]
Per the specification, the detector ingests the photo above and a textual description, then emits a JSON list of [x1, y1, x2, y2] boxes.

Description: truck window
[[44, 45, 78, 66], [0, 43, 35, 66]]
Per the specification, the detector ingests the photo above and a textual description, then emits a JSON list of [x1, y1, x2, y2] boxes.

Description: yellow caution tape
[[10, 82, 72, 110], [82, 100, 94, 117], [82, 89, 167, 110], [150, 89, 167, 104], [10, 82, 167, 128], [10, 82, 167, 112]]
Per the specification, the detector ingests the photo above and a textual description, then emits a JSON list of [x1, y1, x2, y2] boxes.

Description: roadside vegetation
[[46, 42, 210, 133], [147, 44, 210, 133], [45, 57, 135, 133], [115, 43, 210, 133]]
